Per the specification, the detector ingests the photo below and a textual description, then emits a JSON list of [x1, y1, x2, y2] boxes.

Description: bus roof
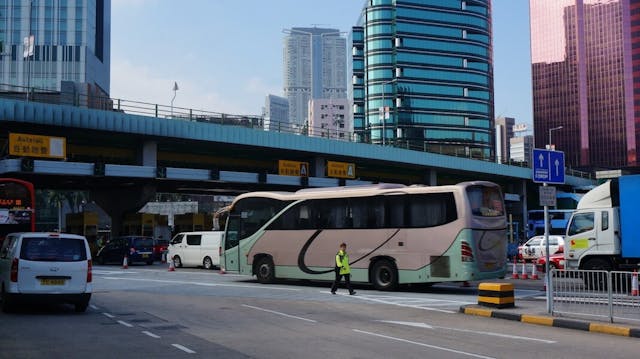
[[229, 181, 499, 206]]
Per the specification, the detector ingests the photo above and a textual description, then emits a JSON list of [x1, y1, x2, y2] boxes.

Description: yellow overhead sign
[[278, 160, 309, 177], [9, 133, 66, 159], [327, 161, 356, 179]]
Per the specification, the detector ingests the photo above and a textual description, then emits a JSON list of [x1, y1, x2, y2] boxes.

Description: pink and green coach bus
[[220, 181, 507, 290]]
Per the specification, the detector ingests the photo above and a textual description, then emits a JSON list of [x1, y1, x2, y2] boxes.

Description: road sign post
[[531, 148, 565, 314]]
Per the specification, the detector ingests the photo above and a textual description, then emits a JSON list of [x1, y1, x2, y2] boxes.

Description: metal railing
[[550, 269, 640, 323], [0, 82, 594, 178]]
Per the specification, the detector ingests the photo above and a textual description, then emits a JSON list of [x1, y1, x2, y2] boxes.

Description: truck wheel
[[203, 256, 213, 270], [255, 257, 275, 284], [582, 258, 611, 289], [371, 259, 398, 291]]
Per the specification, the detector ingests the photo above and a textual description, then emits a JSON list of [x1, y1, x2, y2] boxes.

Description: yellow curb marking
[[589, 323, 630, 337], [521, 315, 554, 326], [464, 307, 493, 317]]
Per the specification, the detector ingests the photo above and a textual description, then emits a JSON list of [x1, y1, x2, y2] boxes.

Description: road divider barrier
[[477, 282, 515, 309]]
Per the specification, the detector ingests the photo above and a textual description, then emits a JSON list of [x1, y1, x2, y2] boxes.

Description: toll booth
[[121, 213, 171, 240], [66, 212, 99, 255], [173, 213, 213, 234]]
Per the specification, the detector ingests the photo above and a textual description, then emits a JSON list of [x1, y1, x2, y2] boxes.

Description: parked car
[[518, 235, 564, 261], [0, 232, 92, 312], [168, 231, 223, 269], [536, 248, 565, 273], [153, 238, 169, 261], [96, 236, 154, 265]]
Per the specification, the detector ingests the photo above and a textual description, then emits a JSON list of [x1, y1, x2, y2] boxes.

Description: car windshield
[[20, 237, 87, 262], [133, 238, 153, 247]]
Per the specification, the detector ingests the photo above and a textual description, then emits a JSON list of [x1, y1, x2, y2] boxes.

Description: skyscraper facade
[[530, 0, 639, 169], [0, 0, 111, 96], [495, 116, 515, 163], [351, 0, 494, 159], [283, 27, 347, 129], [263, 94, 290, 132]]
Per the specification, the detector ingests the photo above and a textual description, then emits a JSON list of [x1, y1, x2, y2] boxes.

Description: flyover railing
[[550, 269, 640, 324], [0, 82, 593, 178]]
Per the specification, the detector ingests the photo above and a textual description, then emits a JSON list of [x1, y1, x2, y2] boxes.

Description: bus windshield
[[467, 185, 504, 217]]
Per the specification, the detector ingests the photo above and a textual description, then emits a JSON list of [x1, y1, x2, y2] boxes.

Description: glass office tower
[[531, 0, 639, 169], [352, 0, 494, 159], [0, 0, 111, 96]]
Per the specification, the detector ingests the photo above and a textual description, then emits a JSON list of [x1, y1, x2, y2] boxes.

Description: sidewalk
[[459, 297, 640, 339]]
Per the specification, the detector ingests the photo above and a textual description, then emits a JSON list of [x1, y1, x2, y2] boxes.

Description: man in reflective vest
[[331, 243, 356, 295]]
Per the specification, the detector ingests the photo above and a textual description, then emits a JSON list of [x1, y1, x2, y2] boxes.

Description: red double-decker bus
[[0, 178, 36, 242]]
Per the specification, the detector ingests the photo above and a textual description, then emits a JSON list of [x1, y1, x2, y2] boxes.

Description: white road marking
[[117, 320, 133, 328], [172, 344, 196, 354], [101, 276, 301, 291], [333, 292, 465, 313], [242, 304, 317, 323], [353, 329, 495, 359], [377, 320, 557, 344], [95, 267, 247, 277], [102, 313, 115, 318], [90, 304, 99, 310], [142, 331, 161, 339], [93, 270, 138, 275]]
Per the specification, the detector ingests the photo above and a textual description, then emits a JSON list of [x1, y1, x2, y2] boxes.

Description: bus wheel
[[372, 259, 398, 291], [256, 257, 275, 284]]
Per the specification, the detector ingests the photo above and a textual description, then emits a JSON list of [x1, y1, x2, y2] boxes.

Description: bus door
[[223, 213, 242, 273]]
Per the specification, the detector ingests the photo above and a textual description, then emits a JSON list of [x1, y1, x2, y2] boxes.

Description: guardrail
[[550, 269, 640, 323], [0, 82, 594, 178]]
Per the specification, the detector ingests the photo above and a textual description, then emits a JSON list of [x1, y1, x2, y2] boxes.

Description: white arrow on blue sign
[[532, 148, 565, 184]]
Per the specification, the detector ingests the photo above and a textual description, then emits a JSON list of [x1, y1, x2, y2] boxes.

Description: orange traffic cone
[[631, 270, 639, 296], [219, 266, 226, 275], [122, 255, 128, 269], [511, 258, 519, 279], [520, 261, 528, 280], [531, 262, 539, 280], [168, 258, 175, 272]]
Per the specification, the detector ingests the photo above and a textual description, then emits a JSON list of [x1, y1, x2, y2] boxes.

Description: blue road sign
[[532, 148, 565, 184]]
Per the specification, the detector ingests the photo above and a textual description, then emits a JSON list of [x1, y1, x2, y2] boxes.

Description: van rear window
[[20, 237, 87, 262], [133, 238, 154, 248]]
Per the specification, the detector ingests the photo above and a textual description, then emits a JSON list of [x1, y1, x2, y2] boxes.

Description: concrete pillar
[[90, 184, 156, 237], [423, 169, 437, 186], [139, 141, 157, 166], [313, 156, 326, 178]]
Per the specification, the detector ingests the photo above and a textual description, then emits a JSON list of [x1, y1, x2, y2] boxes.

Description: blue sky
[[111, 0, 532, 126]]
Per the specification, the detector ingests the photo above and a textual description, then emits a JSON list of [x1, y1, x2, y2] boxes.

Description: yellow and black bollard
[[477, 283, 515, 309]]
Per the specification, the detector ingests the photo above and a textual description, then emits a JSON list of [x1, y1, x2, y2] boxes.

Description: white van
[[0, 232, 92, 313], [168, 231, 223, 269]]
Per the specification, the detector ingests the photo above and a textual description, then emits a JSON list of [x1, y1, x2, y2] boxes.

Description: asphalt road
[[0, 264, 636, 359]]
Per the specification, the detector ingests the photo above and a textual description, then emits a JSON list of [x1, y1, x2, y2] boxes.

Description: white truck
[[565, 175, 640, 271]]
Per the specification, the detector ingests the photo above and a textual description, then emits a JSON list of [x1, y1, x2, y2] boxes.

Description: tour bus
[[220, 181, 507, 290]]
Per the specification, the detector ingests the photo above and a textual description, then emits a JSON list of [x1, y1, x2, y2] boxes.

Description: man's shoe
[[331, 291, 336, 295], [349, 291, 356, 295]]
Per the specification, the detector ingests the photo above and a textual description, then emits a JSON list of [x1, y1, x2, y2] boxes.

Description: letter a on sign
[[347, 165, 354, 178], [299, 163, 308, 177]]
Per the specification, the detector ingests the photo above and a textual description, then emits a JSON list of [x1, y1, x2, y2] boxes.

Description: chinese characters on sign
[[327, 161, 356, 179], [9, 133, 66, 159], [278, 160, 309, 177]]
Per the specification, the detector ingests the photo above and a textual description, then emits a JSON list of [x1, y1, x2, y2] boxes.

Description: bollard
[[478, 282, 515, 308]]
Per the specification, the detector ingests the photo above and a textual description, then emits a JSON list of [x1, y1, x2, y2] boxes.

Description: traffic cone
[[122, 255, 128, 269], [219, 266, 226, 275], [631, 270, 639, 296], [531, 263, 539, 280], [511, 258, 519, 279], [520, 261, 528, 280], [168, 258, 175, 272]]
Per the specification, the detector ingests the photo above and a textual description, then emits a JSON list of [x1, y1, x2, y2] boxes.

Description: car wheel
[[371, 259, 398, 291], [255, 257, 275, 284], [203, 256, 213, 270], [173, 256, 182, 268], [1, 286, 14, 313], [75, 300, 89, 313]]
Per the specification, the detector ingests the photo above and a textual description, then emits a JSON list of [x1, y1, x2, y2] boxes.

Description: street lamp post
[[170, 82, 179, 118], [548, 126, 563, 150]]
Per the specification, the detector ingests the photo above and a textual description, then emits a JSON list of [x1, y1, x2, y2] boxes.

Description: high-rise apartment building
[[495, 116, 515, 163], [510, 135, 534, 165], [0, 0, 111, 96], [283, 27, 347, 129], [351, 0, 494, 159], [263, 94, 290, 132], [530, 0, 640, 170], [308, 98, 351, 140]]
